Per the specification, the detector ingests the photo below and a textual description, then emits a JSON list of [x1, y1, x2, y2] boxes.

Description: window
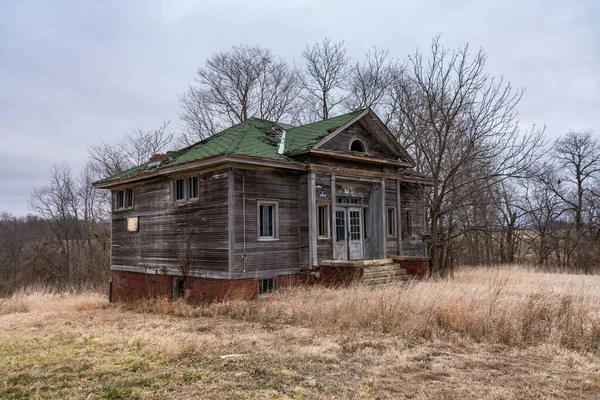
[[187, 176, 199, 199], [402, 210, 413, 237], [387, 206, 397, 237], [125, 189, 133, 208], [114, 188, 134, 210], [318, 204, 330, 239], [174, 179, 185, 201], [259, 277, 277, 295], [350, 139, 366, 153], [173, 278, 185, 299], [173, 176, 199, 202], [336, 210, 346, 241], [116, 190, 124, 209], [258, 201, 278, 240]]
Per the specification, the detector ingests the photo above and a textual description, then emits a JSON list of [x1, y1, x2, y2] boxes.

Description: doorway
[[335, 206, 364, 260]]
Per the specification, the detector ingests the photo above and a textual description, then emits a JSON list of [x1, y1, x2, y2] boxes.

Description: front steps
[[361, 261, 409, 286], [319, 258, 410, 286]]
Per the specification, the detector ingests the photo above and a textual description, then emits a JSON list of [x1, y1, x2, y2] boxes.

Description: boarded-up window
[[387, 206, 397, 237], [318, 204, 330, 239], [258, 201, 278, 239], [402, 210, 412, 237]]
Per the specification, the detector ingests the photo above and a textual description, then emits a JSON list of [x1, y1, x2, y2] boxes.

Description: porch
[[318, 257, 428, 286]]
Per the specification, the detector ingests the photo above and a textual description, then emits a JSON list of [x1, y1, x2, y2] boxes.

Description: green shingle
[[283, 110, 363, 153], [96, 110, 364, 184]]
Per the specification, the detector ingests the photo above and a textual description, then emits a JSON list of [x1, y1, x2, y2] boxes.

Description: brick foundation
[[110, 270, 310, 303], [394, 257, 429, 278], [318, 265, 362, 286], [111, 270, 173, 302]]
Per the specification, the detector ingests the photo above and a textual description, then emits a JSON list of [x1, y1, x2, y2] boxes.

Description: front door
[[348, 208, 364, 260], [334, 207, 364, 260], [335, 209, 348, 260]]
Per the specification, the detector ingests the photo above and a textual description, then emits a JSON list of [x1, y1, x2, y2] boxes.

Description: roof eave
[[92, 154, 307, 189], [288, 149, 415, 168]]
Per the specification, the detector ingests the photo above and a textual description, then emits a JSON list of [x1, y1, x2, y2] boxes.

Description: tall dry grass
[[132, 266, 600, 351], [0, 282, 107, 315]]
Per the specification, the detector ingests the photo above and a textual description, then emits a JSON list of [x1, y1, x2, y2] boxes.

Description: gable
[[319, 120, 391, 159], [313, 111, 413, 164]]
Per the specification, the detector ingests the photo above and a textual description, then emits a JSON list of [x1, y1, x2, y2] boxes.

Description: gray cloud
[[1, 0, 598, 215]]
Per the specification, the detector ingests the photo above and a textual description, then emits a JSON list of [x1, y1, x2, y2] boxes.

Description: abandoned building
[[93, 108, 431, 302]]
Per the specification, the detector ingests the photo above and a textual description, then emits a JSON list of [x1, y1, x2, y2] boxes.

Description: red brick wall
[[397, 259, 429, 278], [111, 270, 173, 302], [318, 265, 362, 286], [186, 277, 258, 303], [110, 271, 315, 303]]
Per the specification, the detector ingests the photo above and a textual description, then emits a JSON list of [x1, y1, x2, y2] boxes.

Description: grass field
[[1, 266, 600, 399]]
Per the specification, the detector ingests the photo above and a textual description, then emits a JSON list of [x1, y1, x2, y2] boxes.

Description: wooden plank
[[380, 179, 387, 258], [330, 174, 337, 260], [228, 168, 235, 278], [308, 172, 317, 267], [111, 169, 231, 274], [396, 179, 402, 256]]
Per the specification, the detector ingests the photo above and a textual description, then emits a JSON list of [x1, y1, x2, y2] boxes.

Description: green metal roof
[[96, 110, 364, 184], [284, 110, 364, 153]]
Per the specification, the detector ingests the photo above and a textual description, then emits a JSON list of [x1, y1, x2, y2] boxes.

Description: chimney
[[148, 153, 169, 164]]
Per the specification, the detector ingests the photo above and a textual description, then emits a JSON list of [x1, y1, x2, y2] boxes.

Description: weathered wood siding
[[315, 174, 333, 261], [111, 169, 230, 277], [232, 168, 302, 278], [320, 121, 392, 159], [402, 182, 427, 257], [298, 174, 310, 268]]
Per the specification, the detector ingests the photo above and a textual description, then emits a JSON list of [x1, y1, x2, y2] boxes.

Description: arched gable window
[[350, 138, 367, 153]]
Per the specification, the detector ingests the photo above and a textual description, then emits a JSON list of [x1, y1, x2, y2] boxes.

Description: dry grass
[[1, 266, 599, 399]]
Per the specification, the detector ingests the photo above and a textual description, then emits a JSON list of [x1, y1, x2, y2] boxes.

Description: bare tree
[[550, 131, 600, 231], [179, 45, 299, 144], [300, 38, 349, 120], [345, 47, 395, 121], [89, 121, 175, 178], [391, 35, 545, 276]]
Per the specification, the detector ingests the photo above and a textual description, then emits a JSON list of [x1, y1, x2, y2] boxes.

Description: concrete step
[[320, 258, 394, 268], [361, 263, 409, 286], [362, 268, 407, 279], [362, 275, 410, 285]]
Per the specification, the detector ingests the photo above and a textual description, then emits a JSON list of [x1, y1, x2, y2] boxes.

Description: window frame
[[258, 277, 278, 295], [172, 176, 200, 203], [386, 205, 397, 238], [257, 200, 279, 241], [187, 176, 199, 200], [114, 188, 134, 211], [317, 203, 330, 239], [349, 137, 368, 153]]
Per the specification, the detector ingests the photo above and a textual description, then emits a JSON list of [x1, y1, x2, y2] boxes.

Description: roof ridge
[[225, 119, 253, 154], [291, 109, 366, 130]]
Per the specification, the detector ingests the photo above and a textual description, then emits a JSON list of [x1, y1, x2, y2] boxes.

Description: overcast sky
[[1, 0, 598, 216]]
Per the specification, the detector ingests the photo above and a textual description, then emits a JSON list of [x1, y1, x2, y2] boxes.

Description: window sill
[[113, 207, 134, 212], [318, 236, 330, 240], [258, 238, 279, 242]]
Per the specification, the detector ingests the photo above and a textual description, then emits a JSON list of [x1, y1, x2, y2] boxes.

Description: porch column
[[396, 179, 403, 256], [381, 178, 387, 258], [308, 172, 318, 267], [330, 174, 336, 259]]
